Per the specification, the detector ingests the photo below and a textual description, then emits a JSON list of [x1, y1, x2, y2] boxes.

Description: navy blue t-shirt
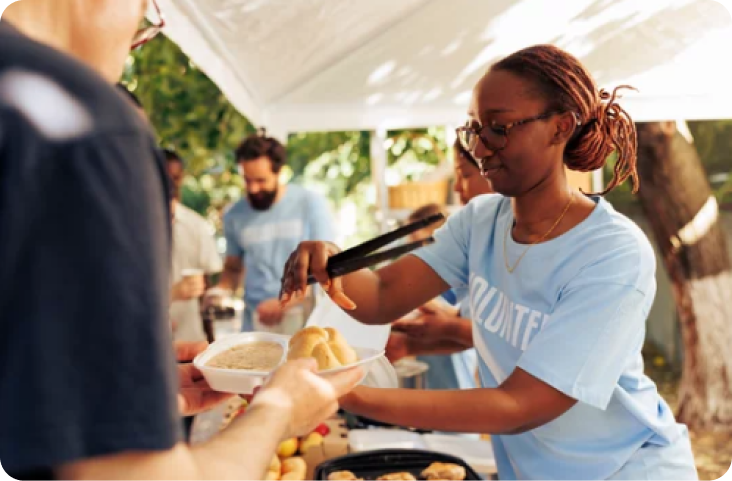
[[0, 20, 181, 479]]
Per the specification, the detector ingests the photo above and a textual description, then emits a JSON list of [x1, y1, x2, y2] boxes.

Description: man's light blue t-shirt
[[224, 184, 334, 330], [413, 194, 695, 480]]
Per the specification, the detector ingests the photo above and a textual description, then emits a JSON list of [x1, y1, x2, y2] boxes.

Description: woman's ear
[[552, 112, 579, 145]]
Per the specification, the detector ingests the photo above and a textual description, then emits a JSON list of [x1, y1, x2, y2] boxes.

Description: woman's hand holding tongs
[[279, 241, 357, 311], [279, 213, 444, 313]]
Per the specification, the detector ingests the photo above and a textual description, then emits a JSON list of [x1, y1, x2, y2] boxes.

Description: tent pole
[[370, 128, 390, 234], [445, 124, 458, 206], [592, 168, 604, 193]]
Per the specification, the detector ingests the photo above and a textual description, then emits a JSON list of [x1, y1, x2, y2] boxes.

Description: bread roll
[[287, 326, 357, 369], [421, 462, 466, 481], [323, 327, 344, 344], [328, 471, 359, 480], [264, 470, 280, 481], [282, 456, 308, 478], [287, 336, 323, 361], [328, 340, 358, 365], [287, 325, 330, 361], [280, 473, 304, 481], [312, 341, 342, 370], [289, 326, 329, 347], [323, 327, 358, 365], [376, 473, 416, 481]]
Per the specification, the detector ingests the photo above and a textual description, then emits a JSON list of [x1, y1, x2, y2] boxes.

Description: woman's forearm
[[340, 256, 451, 325], [339, 269, 386, 323], [345, 387, 524, 434]]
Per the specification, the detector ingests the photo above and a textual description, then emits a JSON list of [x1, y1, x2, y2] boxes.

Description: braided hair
[[493, 45, 638, 194]]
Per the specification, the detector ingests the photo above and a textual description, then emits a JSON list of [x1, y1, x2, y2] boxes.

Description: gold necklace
[[503, 193, 574, 274]]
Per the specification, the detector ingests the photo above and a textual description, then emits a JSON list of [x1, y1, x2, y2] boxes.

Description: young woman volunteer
[[281, 45, 697, 480]]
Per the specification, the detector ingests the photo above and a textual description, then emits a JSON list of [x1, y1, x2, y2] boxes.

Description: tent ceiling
[[155, 0, 732, 134]]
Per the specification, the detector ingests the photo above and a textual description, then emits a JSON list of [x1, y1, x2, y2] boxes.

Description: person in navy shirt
[[281, 44, 697, 480], [0, 1, 361, 479]]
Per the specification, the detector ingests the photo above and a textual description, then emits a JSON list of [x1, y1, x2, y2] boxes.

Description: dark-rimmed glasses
[[456, 112, 558, 154], [131, 0, 165, 50]]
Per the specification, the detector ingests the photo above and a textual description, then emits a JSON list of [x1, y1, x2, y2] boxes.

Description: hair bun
[[565, 85, 639, 194], [596, 85, 637, 124]]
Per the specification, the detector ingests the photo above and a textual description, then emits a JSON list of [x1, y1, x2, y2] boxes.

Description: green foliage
[[122, 36, 255, 176], [385, 127, 449, 184], [602, 150, 637, 207], [120, 35, 450, 245], [687, 121, 732, 205], [386, 128, 448, 166], [288, 131, 371, 201], [121, 35, 252, 225]]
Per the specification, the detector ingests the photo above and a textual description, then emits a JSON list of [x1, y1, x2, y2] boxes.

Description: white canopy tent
[[151, 0, 732, 230], [154, 0, 732, 137]]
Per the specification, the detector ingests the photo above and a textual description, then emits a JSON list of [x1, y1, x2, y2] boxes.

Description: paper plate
[[194, 332, 386, 395], [361, 355, 399, 389]]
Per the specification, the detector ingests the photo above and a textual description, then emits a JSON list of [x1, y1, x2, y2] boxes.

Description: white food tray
[[194, 331, 385, 395]]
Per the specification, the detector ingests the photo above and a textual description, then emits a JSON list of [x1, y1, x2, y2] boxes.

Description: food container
[[195, 291, 395, 394], [341, 411, 431, 434], [421, 434, 496, 476], [394, 358, 429, 389], [361, 356, 399, 390], [193, 332, 289, 394], [318, 345, 385, 383], [347, 429, 427, 452], [313, 448, 482, 480], [205, 297, 244, 340], [194, 331, 386, 395]]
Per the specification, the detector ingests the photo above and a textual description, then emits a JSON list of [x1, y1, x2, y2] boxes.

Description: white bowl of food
[[193, 332, 289, 395], [194, 327, 385, 395]]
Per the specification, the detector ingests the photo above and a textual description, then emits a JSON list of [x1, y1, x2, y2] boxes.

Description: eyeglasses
[[131, 0, 165, 50], [456, 112, 558, 154]]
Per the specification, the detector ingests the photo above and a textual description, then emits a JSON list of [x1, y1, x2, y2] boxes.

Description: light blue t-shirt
[[454, 301, 478, 389], [419, 290, 477, 391], [224, 184, 334, 329], [413, 194, 694, 480]]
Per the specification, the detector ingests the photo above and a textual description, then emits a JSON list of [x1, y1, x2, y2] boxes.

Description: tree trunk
[[635, 121, 732, 431]]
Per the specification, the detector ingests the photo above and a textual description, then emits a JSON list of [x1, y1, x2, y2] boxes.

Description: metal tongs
[[305, 212, 445, 285]]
